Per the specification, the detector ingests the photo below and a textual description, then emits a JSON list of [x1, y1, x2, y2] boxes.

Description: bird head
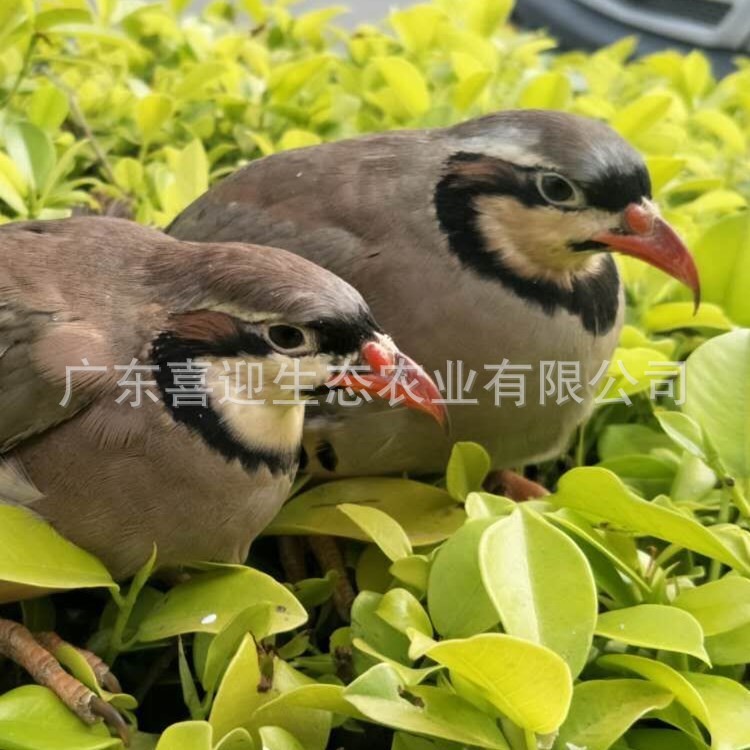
[[436, 110, 700, 308], [149, 242, 446, 472]]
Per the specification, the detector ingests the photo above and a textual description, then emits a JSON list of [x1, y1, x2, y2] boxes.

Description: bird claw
[[0, 622, 131, 746], [90, 696, 131, 746]]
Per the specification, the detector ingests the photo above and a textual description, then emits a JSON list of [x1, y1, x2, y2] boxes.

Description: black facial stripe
[[309, 313, 380, 357], [151, 332, 299, 476], [584, 166, 652, 212], [571, 240, 610, 253], [435, 155, 621, 336], [442, 152, 557, 211], [443, 151, 651, 213]]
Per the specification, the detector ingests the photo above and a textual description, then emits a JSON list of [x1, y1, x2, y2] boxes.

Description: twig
[[44, 69, 117, 185], [0, 32, 41, 109]]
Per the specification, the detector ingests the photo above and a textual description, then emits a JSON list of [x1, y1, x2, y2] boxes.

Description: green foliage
[[2, 1, 750, 749]]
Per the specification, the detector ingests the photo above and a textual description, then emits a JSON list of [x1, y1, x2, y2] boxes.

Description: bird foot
[[278, 535, 355, 621], [483, 469, 550, 501], [0, 618, 130, 744]]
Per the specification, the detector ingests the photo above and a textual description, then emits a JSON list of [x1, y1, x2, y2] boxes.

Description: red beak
[[593, 202, 701, 312], [326, 335, 448, 428]]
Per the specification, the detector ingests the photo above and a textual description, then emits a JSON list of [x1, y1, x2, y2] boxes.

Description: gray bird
[[0, 216, 444, 733], [168, 109, 700, 479]]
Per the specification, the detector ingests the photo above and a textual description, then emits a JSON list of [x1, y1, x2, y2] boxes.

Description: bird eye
[[536, 173, 581, 207], [267, 324, 306, 351]]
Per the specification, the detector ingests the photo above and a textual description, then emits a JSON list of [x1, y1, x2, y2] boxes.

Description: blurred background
[[190, 0, 749, 74]]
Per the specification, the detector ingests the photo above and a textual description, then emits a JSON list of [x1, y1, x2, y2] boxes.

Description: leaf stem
[[44, 69, 117, 185], [0, 32, 40, 109]]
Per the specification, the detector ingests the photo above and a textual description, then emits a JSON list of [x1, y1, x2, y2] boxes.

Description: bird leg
[[308, 535, 356, 621], [0, 618, 129, 743], [278, 535, 356, 621], [35, 631, 122, 694], [483, 469, 549, 501]]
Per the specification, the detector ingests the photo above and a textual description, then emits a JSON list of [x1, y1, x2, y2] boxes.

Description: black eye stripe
[[440, 152, 650, 213]]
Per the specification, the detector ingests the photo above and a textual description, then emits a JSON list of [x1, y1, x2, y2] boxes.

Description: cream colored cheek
[[476, 196, 619, 278], [203, 357, 306, 452]]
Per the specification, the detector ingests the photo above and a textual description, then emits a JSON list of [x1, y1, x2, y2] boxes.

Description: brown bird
[[169, 109, 700, 486], [0, 217, 444, 734]]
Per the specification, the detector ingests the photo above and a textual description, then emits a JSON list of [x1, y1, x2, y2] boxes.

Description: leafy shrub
[[1, 1, 750, 749]]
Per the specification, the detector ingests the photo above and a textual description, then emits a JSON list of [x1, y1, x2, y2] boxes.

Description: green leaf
[[135, 94, 174, 140], [376, 588, 432, 638], [683, 329, 750, 480], [551, 468, 750, 573], [611, 93, 673, 139], [343, 664, 510, 749], [479, 508, 597, 677], [674, 577, 750, 636], [693, 214, 750, 327], [27, 84, 69, 131], [519, 72, 571, 110], [598, 424, 673, 461], [209, 634, 263, 742], [339, 504, 412, 562], [555, 680, 673, 750], [352, 591, 411, 665], [427, 518, 499, 638], [445, 442, 490, 502], [464, 492, 516, 519], [0, 151, 28, 215], [424, 633, 573, 733], [215, 728, 254, 750], [389, 555, 430, 593], [644, 302, 733, 332], [136, 566, 307, 642], [4, 121, 56, 193], [258, 726, 304, 750], [267, 478, 464, 547], [390, 5, 445, 53], [0, 505, 115, 592], [200, 604, 276, 693], [466, 0, 513, 35], [655, 411, 707, 460], [683, 673, 750, 750], [598, 654, 710, 728], [374, 57, 431, 119], [156, 721, 213, 750], [596, 604, 709, 662], [161, 139, 209, 218], [0, 686, 121, 750], [704, 621, 750, 666]]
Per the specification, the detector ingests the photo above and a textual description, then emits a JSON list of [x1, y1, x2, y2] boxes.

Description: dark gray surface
[[514, 0, 738, 75], [190, 0, 410, 23]]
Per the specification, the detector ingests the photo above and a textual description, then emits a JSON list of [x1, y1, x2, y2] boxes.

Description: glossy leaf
[[267, 479, 464, 547], [552, 468, 750, 573], [445, 442, 490, 502], [479, 508, 597, 676], [555, 680, 673, 750], [339, 504, 411, 562], [683, 330, 750, 480], [425, 634, 572, 734], [595, 604, 709, 662], [136, 566, 306, 642], [343, 664, 510, 749], [0, 686, 121, 750], [427, 518, 499, 638], [0, 505, 114, 592], [674, 577, 750, 636]]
